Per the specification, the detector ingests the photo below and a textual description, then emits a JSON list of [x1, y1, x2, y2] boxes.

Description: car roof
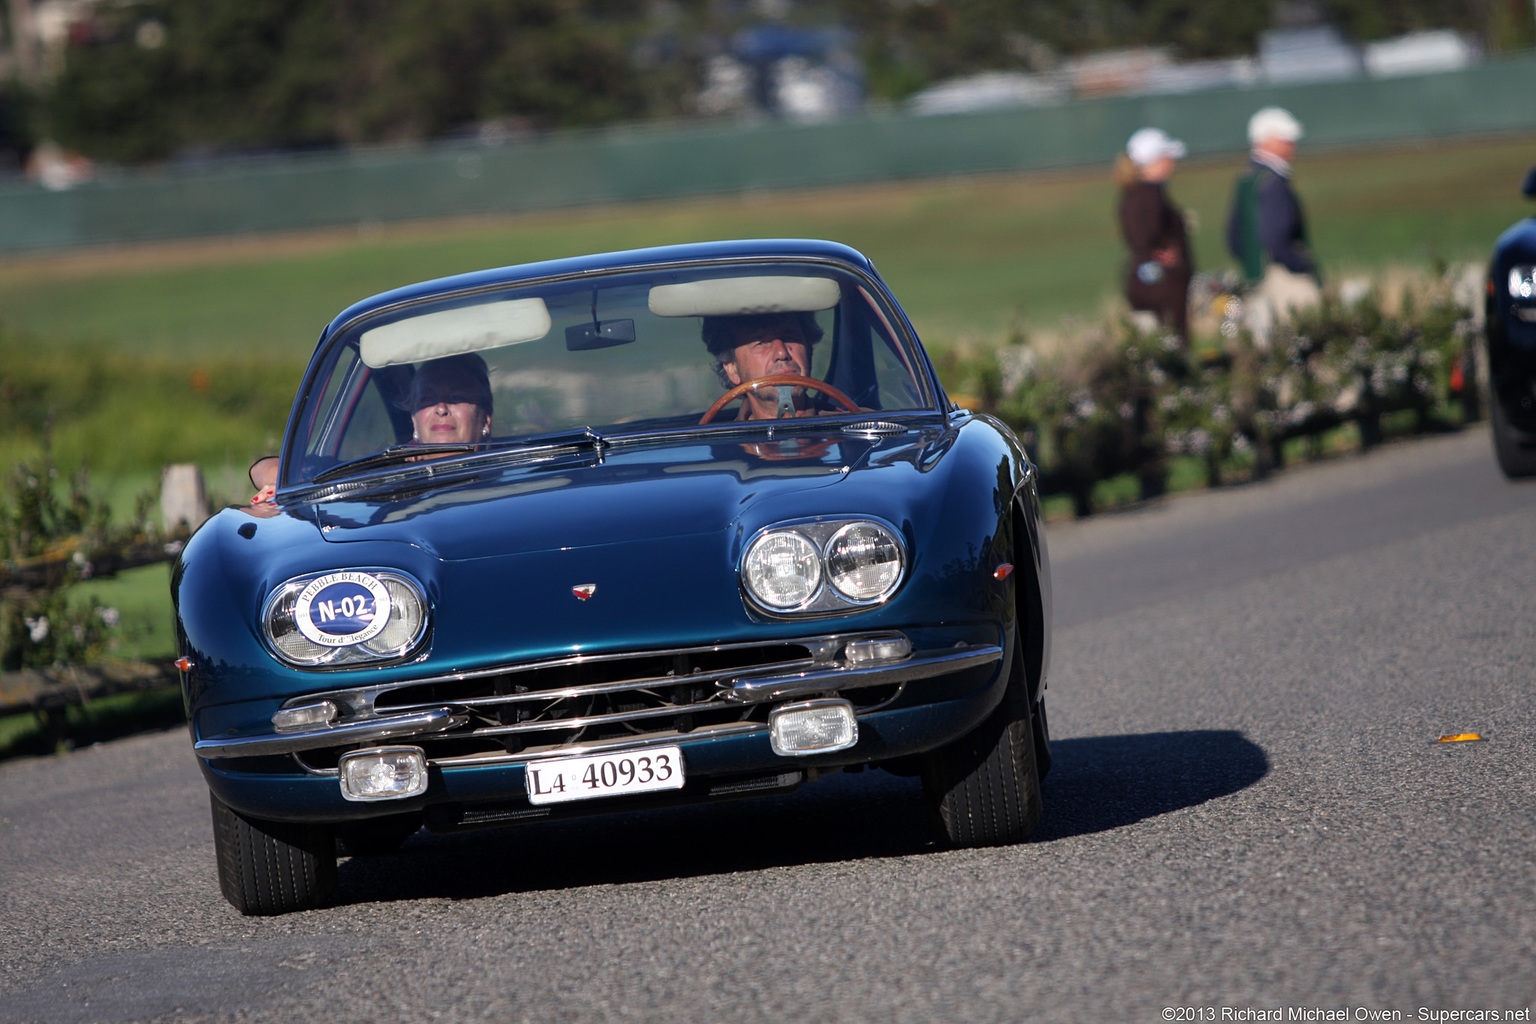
[[320, 238, 880, 346]]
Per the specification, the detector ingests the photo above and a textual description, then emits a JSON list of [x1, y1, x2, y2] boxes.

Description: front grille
[[294, 637, 904, 771]]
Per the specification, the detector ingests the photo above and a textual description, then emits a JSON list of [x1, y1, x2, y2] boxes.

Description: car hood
[[300, 429, 940, 560], [175, 417, 1013, 691]]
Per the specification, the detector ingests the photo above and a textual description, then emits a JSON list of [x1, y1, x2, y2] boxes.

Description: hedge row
[[943, 269, 1480, 516]]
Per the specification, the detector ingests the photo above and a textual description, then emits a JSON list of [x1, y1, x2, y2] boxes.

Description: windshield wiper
[[311, 444, 478, 484], [502, 426, 608, 452], [309, 429, 607, 486]]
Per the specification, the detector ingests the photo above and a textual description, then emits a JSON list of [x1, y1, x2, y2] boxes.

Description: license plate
[[525, 746, 685, 806]]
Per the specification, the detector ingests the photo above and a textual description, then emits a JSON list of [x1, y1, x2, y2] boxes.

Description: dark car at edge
[[1486, 165, 1536, 478]]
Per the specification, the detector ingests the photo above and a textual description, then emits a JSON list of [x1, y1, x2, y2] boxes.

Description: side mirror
[[1523, 165, 1536, 199]]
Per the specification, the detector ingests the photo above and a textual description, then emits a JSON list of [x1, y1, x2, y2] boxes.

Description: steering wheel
[[699, 374, 860, 425]]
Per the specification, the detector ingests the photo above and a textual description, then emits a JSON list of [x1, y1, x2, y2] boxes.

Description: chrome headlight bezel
[[262, 568, 430, 669], [740, 518, 906, 617]]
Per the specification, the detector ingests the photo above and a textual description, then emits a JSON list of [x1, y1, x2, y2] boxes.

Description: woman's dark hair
[[398, 353, 493, 415]]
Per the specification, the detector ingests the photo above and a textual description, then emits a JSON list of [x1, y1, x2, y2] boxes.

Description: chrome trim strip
[[194, 708, 465, 759], [724, 644, 1001, 702]]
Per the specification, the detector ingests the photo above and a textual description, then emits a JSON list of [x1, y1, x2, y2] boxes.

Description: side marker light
[[273, 701, 339, 732], [993, 563, 1014, 580], [1436, 733, 1485, 743], [845, 636, 911, 665]]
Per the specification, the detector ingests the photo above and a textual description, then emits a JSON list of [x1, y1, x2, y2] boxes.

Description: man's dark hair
[[701, 312, 824, 386]]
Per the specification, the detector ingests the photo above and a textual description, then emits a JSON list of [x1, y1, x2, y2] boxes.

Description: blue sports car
[[174, 239, 1054, 915], [1487, 165, 1536, 477]]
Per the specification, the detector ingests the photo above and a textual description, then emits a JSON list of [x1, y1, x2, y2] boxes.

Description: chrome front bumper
[[193, 630, 1001, 761]]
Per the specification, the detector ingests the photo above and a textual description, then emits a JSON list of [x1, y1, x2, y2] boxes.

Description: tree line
[[3, 0, 1528, 166]]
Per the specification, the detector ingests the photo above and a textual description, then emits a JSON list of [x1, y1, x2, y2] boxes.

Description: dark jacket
[[1118, 180, 1193, 329], [1225, 159, 1316, 282]]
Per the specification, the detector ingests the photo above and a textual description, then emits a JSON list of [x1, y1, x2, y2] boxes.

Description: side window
[[337, 369, 400, 459], [869, 315, 923, 409], [301, 347, 354, 459], [825, 288, 925, 411]]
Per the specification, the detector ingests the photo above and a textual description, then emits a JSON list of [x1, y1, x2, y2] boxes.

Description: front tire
[[211, 794, 336, 916], [1491, 395, 1536, 479], [922, 635, 1043, 846]]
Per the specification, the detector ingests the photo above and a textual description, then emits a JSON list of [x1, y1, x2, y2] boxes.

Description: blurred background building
[[0, 0, 1519, 176], [0, 0, 1529, 248]]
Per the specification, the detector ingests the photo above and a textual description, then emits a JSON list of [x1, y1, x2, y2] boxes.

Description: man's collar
[[1251, 150, 1292, 177]]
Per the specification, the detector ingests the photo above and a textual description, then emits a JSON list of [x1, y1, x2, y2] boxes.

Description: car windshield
[[285, 259, 936, 486]]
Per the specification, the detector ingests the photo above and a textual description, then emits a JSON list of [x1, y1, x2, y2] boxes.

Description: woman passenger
[[249, 353, 494, 503], [402, 353, 494, 444]]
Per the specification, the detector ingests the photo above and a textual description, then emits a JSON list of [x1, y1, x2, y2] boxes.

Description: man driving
[[702, 311, 826, 420]]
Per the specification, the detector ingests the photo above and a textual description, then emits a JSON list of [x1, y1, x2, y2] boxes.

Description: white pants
[[1247, 264, 1322, 347]]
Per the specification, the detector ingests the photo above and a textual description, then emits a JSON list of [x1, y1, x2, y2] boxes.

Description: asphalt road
[[3, 426, 1533, 1024]]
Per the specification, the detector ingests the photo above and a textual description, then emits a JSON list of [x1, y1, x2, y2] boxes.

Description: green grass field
[[1, 133, 1531, 359]]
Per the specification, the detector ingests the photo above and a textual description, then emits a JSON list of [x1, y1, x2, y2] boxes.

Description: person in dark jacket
[[1118, 127, 1194, 345], [1225, 106, 1321, 343]]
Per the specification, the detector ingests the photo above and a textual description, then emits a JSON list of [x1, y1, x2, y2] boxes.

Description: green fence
[[3, 51, 1535, 254]]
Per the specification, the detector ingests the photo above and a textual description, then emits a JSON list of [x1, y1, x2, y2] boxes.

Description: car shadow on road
[[331, 768, 939, 906], [328, 728, 1266, 907], [1033, 728, 1269, 841]]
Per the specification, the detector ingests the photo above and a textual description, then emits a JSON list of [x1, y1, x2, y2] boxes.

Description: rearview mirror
[[565, 319, 637, 350]]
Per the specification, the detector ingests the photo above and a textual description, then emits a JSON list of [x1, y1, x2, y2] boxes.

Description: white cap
[[1248, 106, 1303, 146], [1126, 127, 1187, 167]]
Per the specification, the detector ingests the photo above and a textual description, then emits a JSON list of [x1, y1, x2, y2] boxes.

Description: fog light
[[844, 635, 911, 666], [272, 700, 338, 732], [770, 700, 858, 756], [338, 746, 428, 802]]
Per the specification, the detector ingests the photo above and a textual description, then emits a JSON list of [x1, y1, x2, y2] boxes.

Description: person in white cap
[[1117, 127, 1195, 344], [1225, 106, 1321, 343]]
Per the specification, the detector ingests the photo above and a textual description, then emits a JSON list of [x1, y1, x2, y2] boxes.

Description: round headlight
[[825, 522, 903, 602], [743, 530, 822, 609], [361, 575, 427, 656]]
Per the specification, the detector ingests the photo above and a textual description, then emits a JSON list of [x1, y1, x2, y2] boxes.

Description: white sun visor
[[648, 276, 841, 318], [359, 298, 552, 368]]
